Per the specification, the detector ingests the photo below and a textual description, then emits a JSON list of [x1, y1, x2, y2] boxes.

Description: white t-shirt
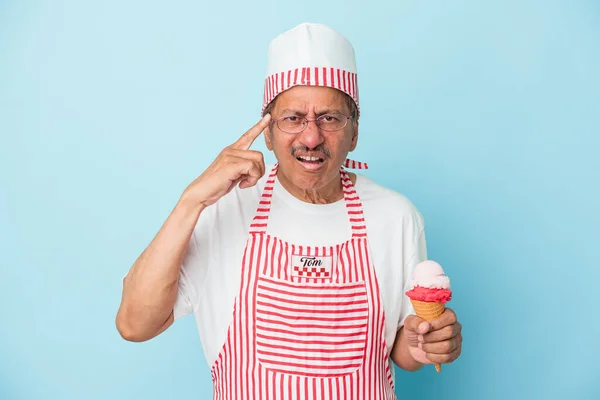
[[174, 166, 427, 375]]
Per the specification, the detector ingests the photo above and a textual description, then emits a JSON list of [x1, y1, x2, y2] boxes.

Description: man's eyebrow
[[279, 108, 345, 116], [279, 108, 306, 116], [315, 108, 344, 115]]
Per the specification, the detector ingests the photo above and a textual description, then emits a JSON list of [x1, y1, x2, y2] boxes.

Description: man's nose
[[297, 120, 325, 149]]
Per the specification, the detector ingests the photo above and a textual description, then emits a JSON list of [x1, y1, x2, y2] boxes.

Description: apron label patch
[[291, 255, 332, 278]]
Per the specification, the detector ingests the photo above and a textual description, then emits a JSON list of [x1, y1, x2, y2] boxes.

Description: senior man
[[117, 22, 462, 399]]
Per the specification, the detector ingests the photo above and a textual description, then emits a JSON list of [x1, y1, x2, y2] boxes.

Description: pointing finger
[[231, 114, 272, 150]]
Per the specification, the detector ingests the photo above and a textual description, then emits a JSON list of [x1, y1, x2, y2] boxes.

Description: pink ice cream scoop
[[405, 260, 452, 304]]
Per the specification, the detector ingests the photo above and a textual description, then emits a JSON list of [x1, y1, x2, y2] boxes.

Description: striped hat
[[262, 23, 367, 170]]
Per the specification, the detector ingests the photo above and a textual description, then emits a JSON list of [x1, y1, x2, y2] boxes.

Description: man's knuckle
[[451, 350, 460, 361], [452, 324, 461, 337], [443, 341, 452, 352], [446, 308, 456, 321], [453, 337, 461, 350]]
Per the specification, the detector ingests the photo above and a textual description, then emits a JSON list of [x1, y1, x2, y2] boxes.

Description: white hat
[[262, 22, 360, 117], [262, 23, 367, 170]]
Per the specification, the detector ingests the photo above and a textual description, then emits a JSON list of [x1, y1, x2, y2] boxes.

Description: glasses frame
[[271, 113, 354, 134]]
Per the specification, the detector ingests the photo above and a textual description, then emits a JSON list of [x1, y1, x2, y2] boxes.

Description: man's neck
[[277, 170, 357, 204]]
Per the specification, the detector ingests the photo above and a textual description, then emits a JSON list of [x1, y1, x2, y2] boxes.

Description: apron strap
[[344, 158, 368, 169], [248, 166, 278, 234], [340, 168, 367, 238]]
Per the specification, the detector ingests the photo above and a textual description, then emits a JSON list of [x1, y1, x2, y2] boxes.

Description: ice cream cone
[[406, 260, 453, 373], [410, 299, 445, 372]]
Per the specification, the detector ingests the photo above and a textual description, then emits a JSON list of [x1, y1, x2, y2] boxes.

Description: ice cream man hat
[[262, 23, 367, 170]]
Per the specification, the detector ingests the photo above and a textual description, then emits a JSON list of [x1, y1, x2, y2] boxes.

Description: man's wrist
[[177, 192, 207, 216]]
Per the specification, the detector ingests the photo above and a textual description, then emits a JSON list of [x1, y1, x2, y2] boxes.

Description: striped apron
[[211, 164, 396, 399]]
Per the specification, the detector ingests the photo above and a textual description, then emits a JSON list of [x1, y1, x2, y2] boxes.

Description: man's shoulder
[[355, 173, 422, 219]]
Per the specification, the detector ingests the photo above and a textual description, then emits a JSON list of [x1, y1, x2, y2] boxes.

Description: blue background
[[1, 0, 598, 399]]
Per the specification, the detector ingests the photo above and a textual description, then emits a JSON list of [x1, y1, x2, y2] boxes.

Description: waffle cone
[[410, 299, 445, 321], [410, 299, 445, 373]]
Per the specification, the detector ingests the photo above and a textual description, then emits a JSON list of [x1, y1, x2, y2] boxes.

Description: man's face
[[264, 85, 358, 191]]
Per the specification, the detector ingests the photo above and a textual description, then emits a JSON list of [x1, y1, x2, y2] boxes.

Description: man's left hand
[[403, 308, 463, 366]]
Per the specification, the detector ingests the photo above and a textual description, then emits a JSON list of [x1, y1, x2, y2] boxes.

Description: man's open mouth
[[296, 155, 324, 164]]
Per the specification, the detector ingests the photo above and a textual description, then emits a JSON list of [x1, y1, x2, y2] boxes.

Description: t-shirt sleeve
[[397, 212, 428, 330], [172, 207, 215, 321]]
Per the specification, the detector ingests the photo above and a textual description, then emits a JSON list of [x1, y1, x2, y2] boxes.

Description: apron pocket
[[254, 275, 369, 378]]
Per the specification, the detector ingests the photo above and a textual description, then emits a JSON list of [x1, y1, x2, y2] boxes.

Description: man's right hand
[[182, 114, 272, 208], [116, 114, 273, 342]]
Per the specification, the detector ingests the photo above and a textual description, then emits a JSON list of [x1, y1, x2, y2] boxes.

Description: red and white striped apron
[[210, 163, 396, 399]]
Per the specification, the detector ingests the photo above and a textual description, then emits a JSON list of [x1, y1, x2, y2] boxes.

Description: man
[[116, 23, 462, 399]]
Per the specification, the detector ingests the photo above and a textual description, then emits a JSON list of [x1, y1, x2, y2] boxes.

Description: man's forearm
[[116, 196, 205, 341], [391, 327, 424, 372]]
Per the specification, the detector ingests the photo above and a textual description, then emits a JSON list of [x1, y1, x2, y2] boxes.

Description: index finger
[[429, 308, 457, 332], [231, 114, 272, 150]]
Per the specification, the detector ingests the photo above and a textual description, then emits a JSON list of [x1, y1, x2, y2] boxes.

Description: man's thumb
[[405, 314, 431, 334]]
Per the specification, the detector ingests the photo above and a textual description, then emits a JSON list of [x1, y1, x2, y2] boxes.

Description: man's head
[[261, 23, 362, 192], [263, 85, 359, 191]]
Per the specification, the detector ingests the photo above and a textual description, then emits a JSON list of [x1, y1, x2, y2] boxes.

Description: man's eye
[[322, 115, 339, 122], [284, 116, 301, 122]]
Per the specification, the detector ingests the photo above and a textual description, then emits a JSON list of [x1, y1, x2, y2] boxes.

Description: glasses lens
[[278, 116, 305, 133], [317, 114, 348, 131]]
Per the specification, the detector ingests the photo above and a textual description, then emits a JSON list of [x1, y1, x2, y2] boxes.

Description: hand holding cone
[[405, 260, 452, 373]]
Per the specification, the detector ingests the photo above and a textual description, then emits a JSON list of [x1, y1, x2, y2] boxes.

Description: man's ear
[[264, 124, 274, 151], [349, 121, 359, 152]]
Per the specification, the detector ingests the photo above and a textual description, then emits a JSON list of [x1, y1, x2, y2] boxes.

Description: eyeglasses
[[271, 113, 354, 134]]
